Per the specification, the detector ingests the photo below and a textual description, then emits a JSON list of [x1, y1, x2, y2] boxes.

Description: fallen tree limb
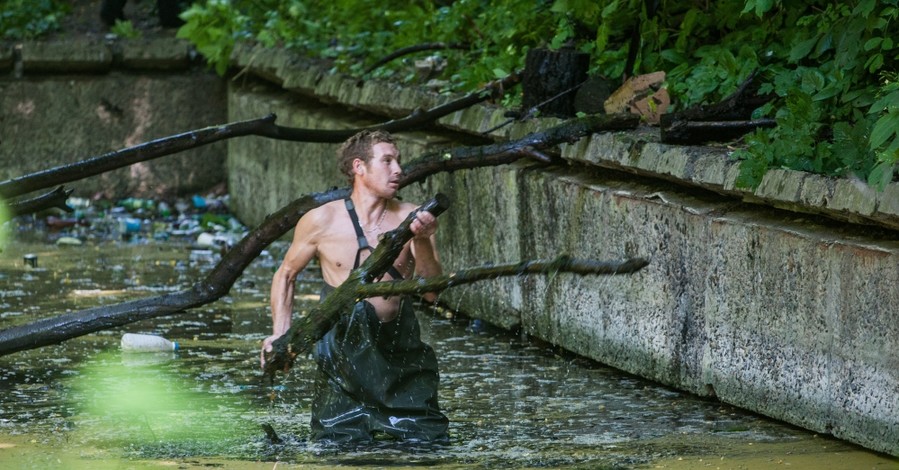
[[0, 74, 520, 201], [660, 69, 776, 145], [264, 255, 649, 377], [356, 256, 650, 298], [361, 42, 470, 77], [7, 187, 73, 218], [0, 113, 639, 356], [660, 119, 777, 145], [262, 197, 651, 378], [0, 115, 277, 201]]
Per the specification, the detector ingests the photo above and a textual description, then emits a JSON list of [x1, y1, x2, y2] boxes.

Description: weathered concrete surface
[[515, 170, 899, 455], [20, 39, 112, 73], [225, 55, 899, 456], [1, 38, 222, 200]]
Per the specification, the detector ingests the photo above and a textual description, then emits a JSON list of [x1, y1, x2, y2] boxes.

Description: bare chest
[[316, 225, 413, 285]]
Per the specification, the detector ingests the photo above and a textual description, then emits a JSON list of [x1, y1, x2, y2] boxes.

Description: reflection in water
[[0, 235, 896, 468]]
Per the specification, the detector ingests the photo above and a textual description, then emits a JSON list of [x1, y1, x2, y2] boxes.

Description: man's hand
[[259, 335, 292, 374], [260, 334, 279, 369], [410, 210, 438, 239]]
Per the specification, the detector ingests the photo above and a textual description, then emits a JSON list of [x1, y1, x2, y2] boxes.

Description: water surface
[[1, 229, 896, 469]]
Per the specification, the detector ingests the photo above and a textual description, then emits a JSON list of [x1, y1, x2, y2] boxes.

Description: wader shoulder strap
[[344, 199, 404, 280]]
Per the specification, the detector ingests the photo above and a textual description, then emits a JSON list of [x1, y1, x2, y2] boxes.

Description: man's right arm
[[260, 211, 320, 368]]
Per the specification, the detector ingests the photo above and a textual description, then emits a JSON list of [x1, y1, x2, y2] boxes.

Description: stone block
[[875, 182, 899, 230], [689, 150, 735, 189], [755, 169, 804, 203], [20, 40, 111, 73], [280, 58, 323, 95], [798, 173, 833, 207], [831, 178, 877, 216], [120, 38, 190, 69], [574, 132, 635, 167]]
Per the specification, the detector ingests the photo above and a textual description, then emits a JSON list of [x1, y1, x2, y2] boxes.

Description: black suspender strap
[[344, 198, 404, 280], [345, 199, 370, 250]]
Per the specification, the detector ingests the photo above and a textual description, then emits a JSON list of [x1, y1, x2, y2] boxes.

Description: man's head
[[338, 130, 398, 186]]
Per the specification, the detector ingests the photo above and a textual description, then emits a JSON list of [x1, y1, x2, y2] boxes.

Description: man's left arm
[[410, 211, 442, 302]]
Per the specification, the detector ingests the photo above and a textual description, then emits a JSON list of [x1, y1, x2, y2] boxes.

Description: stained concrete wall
[[15, 36, 895, 457], [225, 45, 899, 457], [0, 39, 226, 200]]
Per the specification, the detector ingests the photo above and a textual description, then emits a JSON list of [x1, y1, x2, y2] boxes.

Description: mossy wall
[[224, 46, 898, 457], [10, 37, 894, 457], [0, 40, 226, 200]]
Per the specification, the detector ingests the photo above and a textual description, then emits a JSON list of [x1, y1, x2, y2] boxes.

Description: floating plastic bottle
[[121, 333, 179, 352]]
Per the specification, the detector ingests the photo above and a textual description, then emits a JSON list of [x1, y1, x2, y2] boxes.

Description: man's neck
[[350, 191, 390, 229]]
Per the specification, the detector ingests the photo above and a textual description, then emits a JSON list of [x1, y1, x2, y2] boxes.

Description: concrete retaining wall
[[225, 46, 898, 456], [0, 38, 226, 199], [10, 38, 895, 456]]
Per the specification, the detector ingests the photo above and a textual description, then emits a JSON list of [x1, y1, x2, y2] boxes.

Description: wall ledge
[[228, 43, 899, 234]]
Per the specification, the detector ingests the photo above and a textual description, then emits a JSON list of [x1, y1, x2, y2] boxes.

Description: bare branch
[[0, 73, 521, 200], [6, 187, 73, 218]]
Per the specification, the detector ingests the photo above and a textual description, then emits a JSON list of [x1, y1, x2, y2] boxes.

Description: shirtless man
[[260, 130, 449, 442]]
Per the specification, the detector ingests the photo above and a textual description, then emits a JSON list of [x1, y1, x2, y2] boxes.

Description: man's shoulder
[[298, 199, 346, 229], [309, 199, 345, 217], [394, 199, 419, 214]]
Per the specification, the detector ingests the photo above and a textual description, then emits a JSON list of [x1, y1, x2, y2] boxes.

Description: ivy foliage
[[153, 1, 899, 189], [0, 0, 69, 40]]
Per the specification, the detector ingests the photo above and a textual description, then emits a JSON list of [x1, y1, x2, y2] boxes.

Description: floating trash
[[23, 253, 37, 268]]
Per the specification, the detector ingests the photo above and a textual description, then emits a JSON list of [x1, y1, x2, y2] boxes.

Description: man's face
[[358, 142, 402, 196]]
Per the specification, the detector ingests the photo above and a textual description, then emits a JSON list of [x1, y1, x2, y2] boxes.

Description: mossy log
[[263, 253, 649, 377]]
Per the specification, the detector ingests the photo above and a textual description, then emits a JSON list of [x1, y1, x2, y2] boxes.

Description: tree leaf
[[789, 36, 818, 62], [864, 37, 882, 51], [867, 161, 894, 190], [869, 112, 899, 149]]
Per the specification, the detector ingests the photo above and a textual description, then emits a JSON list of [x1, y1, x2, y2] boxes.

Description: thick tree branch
[[0, 115, 278, 200], [0, 74, 521, 201], [263, 255, 649, 376], [0, 114, 639, 356], [360, 256, 650, 297], [362, 42, 470, 76], [6, 187, 73, 218], [263, 194, 450, 375]]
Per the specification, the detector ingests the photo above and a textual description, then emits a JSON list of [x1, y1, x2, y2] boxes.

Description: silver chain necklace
[[364, 208, 387, 233]]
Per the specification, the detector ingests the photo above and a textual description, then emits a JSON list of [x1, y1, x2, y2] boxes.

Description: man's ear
[[352, 158, 366, 176]]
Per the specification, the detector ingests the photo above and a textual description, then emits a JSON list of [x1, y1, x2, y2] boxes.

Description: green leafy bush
[[110, 20, 142, 40], [175, 0, 899, 188], [0, 0, 69, 39]]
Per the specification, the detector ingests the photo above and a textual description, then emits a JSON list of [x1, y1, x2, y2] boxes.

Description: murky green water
[[1, 226, 897, 469]]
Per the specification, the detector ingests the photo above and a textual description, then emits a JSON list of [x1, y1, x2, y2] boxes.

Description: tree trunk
[[522, 48, 589, 118]]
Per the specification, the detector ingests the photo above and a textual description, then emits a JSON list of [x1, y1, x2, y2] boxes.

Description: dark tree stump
[[522, 48, 589, 118]]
